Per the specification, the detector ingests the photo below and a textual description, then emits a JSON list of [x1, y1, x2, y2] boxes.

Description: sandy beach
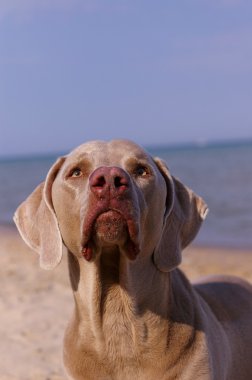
[[1, 225, 252, 380]]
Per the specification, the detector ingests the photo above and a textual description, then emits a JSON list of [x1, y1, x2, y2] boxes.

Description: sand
[[1, 225, 251, 380]]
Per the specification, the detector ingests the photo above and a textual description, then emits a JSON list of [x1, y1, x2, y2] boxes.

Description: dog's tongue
[[82, 244, 93, 261]]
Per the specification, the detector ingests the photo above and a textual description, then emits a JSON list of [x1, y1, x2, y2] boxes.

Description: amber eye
[[70, 168, 83, 178], [134, 165, 149, 177]]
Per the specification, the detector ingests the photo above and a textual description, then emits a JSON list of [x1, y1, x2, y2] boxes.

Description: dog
[[14, 139, 252, 380]]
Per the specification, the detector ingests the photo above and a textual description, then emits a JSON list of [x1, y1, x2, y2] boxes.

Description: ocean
[[0, 141, 252, 249]]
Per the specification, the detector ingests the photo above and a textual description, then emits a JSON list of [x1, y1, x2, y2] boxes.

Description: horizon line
[[1, 137, 252, 162]]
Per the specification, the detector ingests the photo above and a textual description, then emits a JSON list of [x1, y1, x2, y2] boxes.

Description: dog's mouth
[[94, 210, 128, 244], [82, 210, 140, 261]]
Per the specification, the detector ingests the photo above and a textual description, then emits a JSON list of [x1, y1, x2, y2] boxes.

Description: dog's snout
[[89, 166, 130, 198]]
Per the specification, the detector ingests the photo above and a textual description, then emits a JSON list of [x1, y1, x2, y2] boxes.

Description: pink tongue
[[82, 244, 93, 261]]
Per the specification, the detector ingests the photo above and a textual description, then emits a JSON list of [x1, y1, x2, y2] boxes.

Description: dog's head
[[14, 140, 208, 272]]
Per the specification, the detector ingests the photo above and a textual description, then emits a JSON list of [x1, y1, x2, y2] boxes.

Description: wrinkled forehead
[[65, 140, 153, 167]]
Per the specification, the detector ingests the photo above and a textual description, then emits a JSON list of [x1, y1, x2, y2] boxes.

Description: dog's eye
[[134, 165, 149, 177], [70, 168, 83, 178]]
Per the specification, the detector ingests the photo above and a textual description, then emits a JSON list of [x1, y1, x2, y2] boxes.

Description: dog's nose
[[89, 166, 130, 198]]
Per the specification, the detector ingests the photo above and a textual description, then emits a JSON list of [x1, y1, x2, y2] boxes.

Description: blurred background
[[1, 0, 252, 248]]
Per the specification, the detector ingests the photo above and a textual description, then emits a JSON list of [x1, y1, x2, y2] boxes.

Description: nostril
[[114, 176, 122, 188], [93, 176, 106, 188], [114, 175, 128, 189]]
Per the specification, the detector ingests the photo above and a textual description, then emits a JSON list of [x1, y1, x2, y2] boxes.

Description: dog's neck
[[66, 247, 200, 372], [67, 248, 171, 348], [65, 248, 205, 380]]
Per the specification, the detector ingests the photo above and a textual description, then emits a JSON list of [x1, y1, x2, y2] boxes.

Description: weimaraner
[[14, 140, 252, 380]]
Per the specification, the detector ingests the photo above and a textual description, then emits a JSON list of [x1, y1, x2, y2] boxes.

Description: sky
[[1, 0, 252, 157]]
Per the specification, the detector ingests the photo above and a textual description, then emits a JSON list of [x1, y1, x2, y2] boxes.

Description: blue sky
[[1, 0, 252, 157]]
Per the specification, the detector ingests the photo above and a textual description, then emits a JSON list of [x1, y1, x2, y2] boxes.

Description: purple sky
[[1, 0, 252, 157]]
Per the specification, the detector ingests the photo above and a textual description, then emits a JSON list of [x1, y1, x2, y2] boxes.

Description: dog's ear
[[153, 158, 208, 272], [13, 157, 65, 270]]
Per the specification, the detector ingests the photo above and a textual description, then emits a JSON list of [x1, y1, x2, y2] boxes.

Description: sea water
[[0, 141, 251, 249]]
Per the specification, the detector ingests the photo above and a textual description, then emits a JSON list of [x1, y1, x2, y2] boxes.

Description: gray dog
[[14, 140, 252, 380]]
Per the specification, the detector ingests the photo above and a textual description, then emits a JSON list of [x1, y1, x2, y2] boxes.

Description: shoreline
[[0, 225, 251, 379], [182, 245, 252, 283], [2, 222, 252, 253]]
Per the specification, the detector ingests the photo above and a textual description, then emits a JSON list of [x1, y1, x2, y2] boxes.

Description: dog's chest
[[101, 286, 140, 360], [100, 287, 171, 375]]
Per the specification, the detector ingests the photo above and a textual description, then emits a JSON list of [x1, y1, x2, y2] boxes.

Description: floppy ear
[[153, 158, 208, 272], [13, 157, 65, 270]]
